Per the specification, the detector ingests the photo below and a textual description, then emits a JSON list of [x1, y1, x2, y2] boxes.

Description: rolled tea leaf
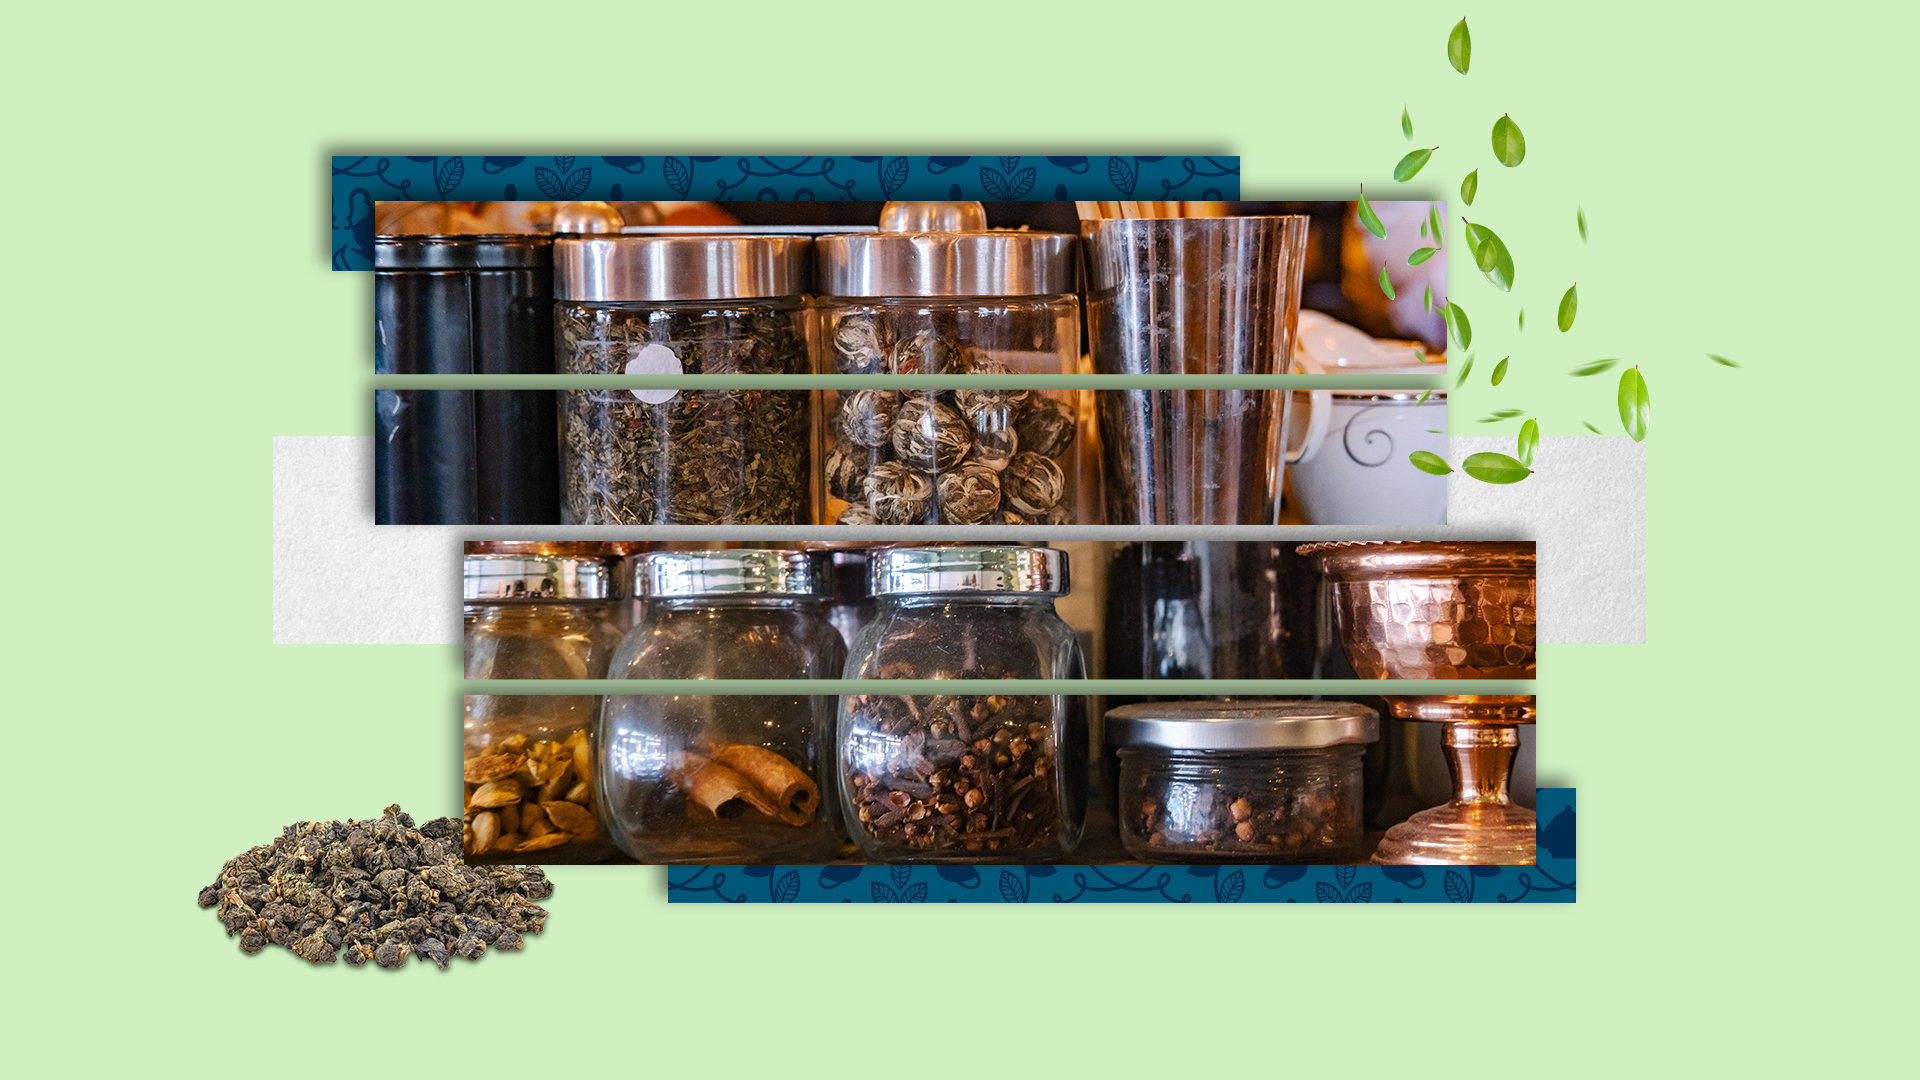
[[1409, 246, 1439, 266], [1618, 367, 1651, 442], [1445, 301, 1473, 350], [1379, 263, 1396, 299], [1517, 418, 1539, 466], [1463, 451, 1532, 484], [1491, 357, 1509, 386], [1569, 358, 1619, 376], [1492, 114, 1526, 166], [1402, 106, 1413, 139], [1449, 18, 1471, 73], [1394, 147, 1437, 182], [1461, 169, 1478, 206], [1709, 353, 1740, 367], [1410, 450, 1453, 475], [1558, 284, 1578, 332], [1358, 189, 1386, 238]]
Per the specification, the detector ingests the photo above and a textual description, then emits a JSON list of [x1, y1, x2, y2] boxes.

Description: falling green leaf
[[1582, 421, 1601, 434], [1709, 354, 1740, 368], [1424, 429, 1444, 434], [1413, 349, 1430, 363], [1408, 246, 1439, 266], [1462, 220, 1515, 291], [1478, 408, 1525, 423], [1491, 114, 1526, 167], [1402, 106, 1413, 139], [1357, 189, 1385, 239], [1518, 308, 1525, 330], [1428, 204, 1445, 244], [1455, 355, 1474, 387], [1460, 169, 1478, 206], [1378, 263, 1396, 299], [1410, 450, 1453, 476], [1448, 18, 1471, 74], [1558, 284, 1578, 332], [1416, 389, 1433, 405], [1445, 302, 1473, 350], [1420, 220, 1428, 238], [1517, 418, 1539, 467], [1569, 358, 1620, 376], [1423, 283, 1433, 311], [1463, 452, 1532, 484], [1618, 367, 1650, 442], [1577, 206, 1588, 243], [1394, 147, 1437, 182], [1491, 357, 1510, 386]]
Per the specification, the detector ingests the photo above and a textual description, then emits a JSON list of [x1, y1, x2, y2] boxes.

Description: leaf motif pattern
[[1337, 865, 1355, 890], [1445, 869, 1471, 903], [891, 864, 912, 890], [772, 871, 801, 903], [663, 156, 691, 197], [1217, 870, 1245, 903], [435, 156, 463, 198], [870, 883, 897, 903], [880, 156, 909, 196], [1108, 156, 1137, 196], [999, 870, 1028, 904]]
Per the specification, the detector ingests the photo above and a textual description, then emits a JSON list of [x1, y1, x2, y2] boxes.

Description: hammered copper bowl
[[1297, 541, 1535, 679]]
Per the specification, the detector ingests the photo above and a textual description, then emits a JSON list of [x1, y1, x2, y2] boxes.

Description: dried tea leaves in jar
[[197, 804, 552, 968]]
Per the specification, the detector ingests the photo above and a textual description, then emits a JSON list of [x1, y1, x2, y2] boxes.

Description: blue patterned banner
[[667, 789, 1575, 904], [330, 154, 1241, 270]]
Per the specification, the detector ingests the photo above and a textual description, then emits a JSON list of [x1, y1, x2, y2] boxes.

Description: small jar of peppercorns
[[837, 546, 1086, 862], [1106, 700, 1377, 863]]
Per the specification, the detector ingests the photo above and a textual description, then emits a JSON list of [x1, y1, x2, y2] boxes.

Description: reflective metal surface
[[877, 201, 989, 233], [641, 549, 817, 597], [374, 234, 551, 270], [1370, 707, 1537, 865], [1104, 699, 1378, 750], [551, 201, 626, 235], [815, 231, 1077, 298], [869, 545, 1068, 596], [463, 555, 617, 600], [1299, 541, 1536, 679], [555, 236, 811, 301]]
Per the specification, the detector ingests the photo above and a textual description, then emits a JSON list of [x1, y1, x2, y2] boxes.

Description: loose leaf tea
[[1378, 263, 1396, 299], [1394, 147, 1437, 181], [558, 304, 810, 524], [1462, 451, 1533, 484], [1461, 169, 1478, 206], [1492, 114, 1527, 166], [1491, 357, 1510, 386], [1409, 450, 1453, 475], [197, 804, 552, 969], [1518, 418, 1540, 466], [1618, 367, 1651, 442], [1449, 18, 1471, 74], [1569, 357, 1619, 376], [1558, 284, 1579, 331], [1357, 189, 1386, 238]]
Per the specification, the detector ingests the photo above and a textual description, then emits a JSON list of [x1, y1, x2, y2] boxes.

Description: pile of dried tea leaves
[[197, 804, 552, 969]]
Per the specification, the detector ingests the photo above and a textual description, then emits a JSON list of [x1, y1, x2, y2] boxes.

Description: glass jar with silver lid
[[815, 202, 1085, 526], [838, 545, 1086, 861], [1106, 699, 1378, 863], [599, 550, 845, 863], [555, 235, 814, 525], [463, 553, 627, 864]]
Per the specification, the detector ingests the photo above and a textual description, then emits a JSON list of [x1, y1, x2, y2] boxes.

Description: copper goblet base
[[1372, 695, 1535, 865]]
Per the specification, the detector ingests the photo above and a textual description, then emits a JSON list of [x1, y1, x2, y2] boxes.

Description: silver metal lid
[[555, 236, 811, 301], [1105, 700, 1379, 750], [463, 555, 617, 601], [869, 546, 1068, 597], [816, 232, 1077, 298], [641, 550, 818, 597]]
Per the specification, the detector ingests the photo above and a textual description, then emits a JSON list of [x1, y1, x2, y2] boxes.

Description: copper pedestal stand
[[1296, 542, 1538, 865]]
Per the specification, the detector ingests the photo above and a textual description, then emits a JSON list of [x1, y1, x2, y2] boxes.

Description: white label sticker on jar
[[624, 343, 682, 404]]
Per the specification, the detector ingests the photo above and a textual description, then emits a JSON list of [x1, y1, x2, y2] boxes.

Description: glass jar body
[[557, 299, 812, 524], [600, 597, 846, 863], [838, 595, 1086, 861], [1117, 745, 1366, 863], [815, 296, 1086, 525]]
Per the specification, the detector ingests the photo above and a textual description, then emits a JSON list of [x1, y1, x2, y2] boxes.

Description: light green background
[[3, 1, 1905, 1075]]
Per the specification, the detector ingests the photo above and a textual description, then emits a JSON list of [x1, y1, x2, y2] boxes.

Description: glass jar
[[463, 554, 626, 863], [600, 550, 846, 863], [814, 203, 1085, 525], [554, 236, 814, 525], [1106, 700, 1377, 863], [838, 546, 1086, 861]]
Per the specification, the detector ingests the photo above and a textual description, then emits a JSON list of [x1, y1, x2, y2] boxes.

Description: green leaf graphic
[[1569, 358, 1620, 376], [1478, 408, 1525, 423], [1618, 367, 1651, 442], [1408, 246, 1439, 266], [1421, 220, 1428, 238], [1518, 308, 1525, 330], [1455, 355, 1475, 387], [1492, 114, 1527, 167], [1583, 421, 1602, 434], [1578, 205, 1588, 243], [1491, 357, 1510, 386], [1410, 450, 1453, 475], [1461, 169, 1478, 206], [1358, 189, 1385, 239], [1445, 301, 1473, 350], [1558, 284, 1578, 332], [1709, 353, 1740, 368], [1416, 389, 1433, 405], [1429, 204, 1445, 244], [1403, 106, 1413, 139], [1462, 220, 1515, 290], [1463, 452, 1532, 484], [1425, 429, 1444, 434], [1517, 418, 1539, 467], [1378, 263, 1396, 299], [1423, 283, 1433, 312], [1449, 18, 1471, 73], [1394, 147, 1437, 182]]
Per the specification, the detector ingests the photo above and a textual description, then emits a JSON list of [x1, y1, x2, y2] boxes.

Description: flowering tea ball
[[838, 503, 878, 526], [892, 397, 972, 471], [839, 388, 900, 448], [824, 446, 869, 503], [865, 463, 934, 524], [937, 462, 1003, 524], [1004, 452, 1067, 515], [969, 423, 1017, 472], [833, 313, 894, 374], [1014, 396, 1076, 458]]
